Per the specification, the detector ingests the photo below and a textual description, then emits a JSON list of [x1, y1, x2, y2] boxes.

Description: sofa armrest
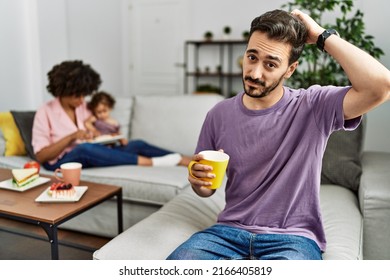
[[359, 151, 390, 259]]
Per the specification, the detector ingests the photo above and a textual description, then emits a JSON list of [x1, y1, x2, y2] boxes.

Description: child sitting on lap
[[85, 91, 127, 145]]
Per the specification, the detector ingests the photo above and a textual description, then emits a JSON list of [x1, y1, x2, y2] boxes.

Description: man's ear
[[284, 61, 299, 79]]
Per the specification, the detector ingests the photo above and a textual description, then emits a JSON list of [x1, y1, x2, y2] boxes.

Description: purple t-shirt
[[195, 85, 361, 252]]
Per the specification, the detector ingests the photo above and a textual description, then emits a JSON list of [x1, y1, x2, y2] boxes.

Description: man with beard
[[167, 9, 390, 260]]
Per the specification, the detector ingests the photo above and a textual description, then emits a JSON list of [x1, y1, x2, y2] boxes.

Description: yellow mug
[[188, 150, 229, 189]]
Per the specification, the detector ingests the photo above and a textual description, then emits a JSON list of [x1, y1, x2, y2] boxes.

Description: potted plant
[[223, 26, 232, 40], [282, 0, 384, 88], [242, 30, 250, 41], [204, 31, 213, 41], [195, 84, 221, 94]]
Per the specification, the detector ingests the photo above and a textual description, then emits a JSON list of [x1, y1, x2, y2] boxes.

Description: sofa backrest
[[110, 96, 134, 139], [130, 94, 224, 156], [321, 116, 366, 192]]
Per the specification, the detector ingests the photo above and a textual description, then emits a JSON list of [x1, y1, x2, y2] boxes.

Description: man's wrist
[[316, 29, 339, 52]]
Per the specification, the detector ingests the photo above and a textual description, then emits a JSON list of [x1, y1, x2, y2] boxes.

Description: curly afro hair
[[46, 60, 102, 97]]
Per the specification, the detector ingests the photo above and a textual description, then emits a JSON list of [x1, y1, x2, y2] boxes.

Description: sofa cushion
[[359, 151, 390, 260], [80, 165, 190, 205], [0, 112, 26, 156], [10, 111, 36, 159], [321, 116, 365, 192], [130, 94, 224, 156], [320, 184, 363, 260]]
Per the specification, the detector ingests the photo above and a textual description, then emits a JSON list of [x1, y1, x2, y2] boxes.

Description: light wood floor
[[0, 217, 111, 260]]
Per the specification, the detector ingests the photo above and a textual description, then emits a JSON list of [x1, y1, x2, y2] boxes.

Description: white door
[[126, 0, 188, 96]]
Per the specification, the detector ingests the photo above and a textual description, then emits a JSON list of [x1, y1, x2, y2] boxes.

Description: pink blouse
[[32, 98, 92, 164]]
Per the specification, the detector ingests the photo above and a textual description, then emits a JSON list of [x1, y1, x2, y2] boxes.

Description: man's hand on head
[[291, 9, 325, 44]]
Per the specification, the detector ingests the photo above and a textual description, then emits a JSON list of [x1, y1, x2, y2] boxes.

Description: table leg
[[117, 189, 123, 234], [39, 222, 59, 260]]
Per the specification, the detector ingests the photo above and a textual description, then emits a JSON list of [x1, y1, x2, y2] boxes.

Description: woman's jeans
[[167, 224, 322, 260], [43, 139, 174, 171]]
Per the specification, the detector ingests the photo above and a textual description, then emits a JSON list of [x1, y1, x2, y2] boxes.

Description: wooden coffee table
[[0, 168, 123, 260]]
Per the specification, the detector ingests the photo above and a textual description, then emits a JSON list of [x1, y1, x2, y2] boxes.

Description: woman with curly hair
[[32, 60, 190, 171]]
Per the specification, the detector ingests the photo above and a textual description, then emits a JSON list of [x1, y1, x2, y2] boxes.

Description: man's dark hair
[[87, 91, 116, 112], [46, 60, 101, 97], [249, 9, 308, 65]]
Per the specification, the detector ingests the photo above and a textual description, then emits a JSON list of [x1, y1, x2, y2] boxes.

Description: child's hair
[[87, 91, 116, 113]]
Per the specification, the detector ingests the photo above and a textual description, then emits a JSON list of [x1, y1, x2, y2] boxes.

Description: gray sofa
[[2, 94, 390, 260]]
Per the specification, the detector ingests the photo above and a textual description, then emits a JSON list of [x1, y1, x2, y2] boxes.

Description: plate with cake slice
[[0, 168, 50, 192], [35, 182, 88, 203]]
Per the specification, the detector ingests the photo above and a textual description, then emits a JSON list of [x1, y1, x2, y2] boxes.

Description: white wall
[[66, 0, 123, 97], [35, 0, 124, 103], [0, 0, 389, 153], [0, 0, 42, 110], [36, 0, 68, 104], [357, 0, 390, 152]]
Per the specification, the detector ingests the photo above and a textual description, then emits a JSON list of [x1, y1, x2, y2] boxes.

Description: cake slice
[[12, 168, 39, 187], [48, 182, 76, 198]]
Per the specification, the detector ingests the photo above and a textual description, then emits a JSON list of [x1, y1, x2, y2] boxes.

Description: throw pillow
[[321, 116, 366, 192], [0, 112, 27, 156], [10, 111, 36, 159]]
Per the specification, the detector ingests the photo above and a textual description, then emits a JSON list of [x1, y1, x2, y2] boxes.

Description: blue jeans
[[43, 139, 174, 171], [166, 224, 322, 260]]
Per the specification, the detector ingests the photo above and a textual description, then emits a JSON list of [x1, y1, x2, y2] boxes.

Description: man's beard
[[243, 75, 284, 99]]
